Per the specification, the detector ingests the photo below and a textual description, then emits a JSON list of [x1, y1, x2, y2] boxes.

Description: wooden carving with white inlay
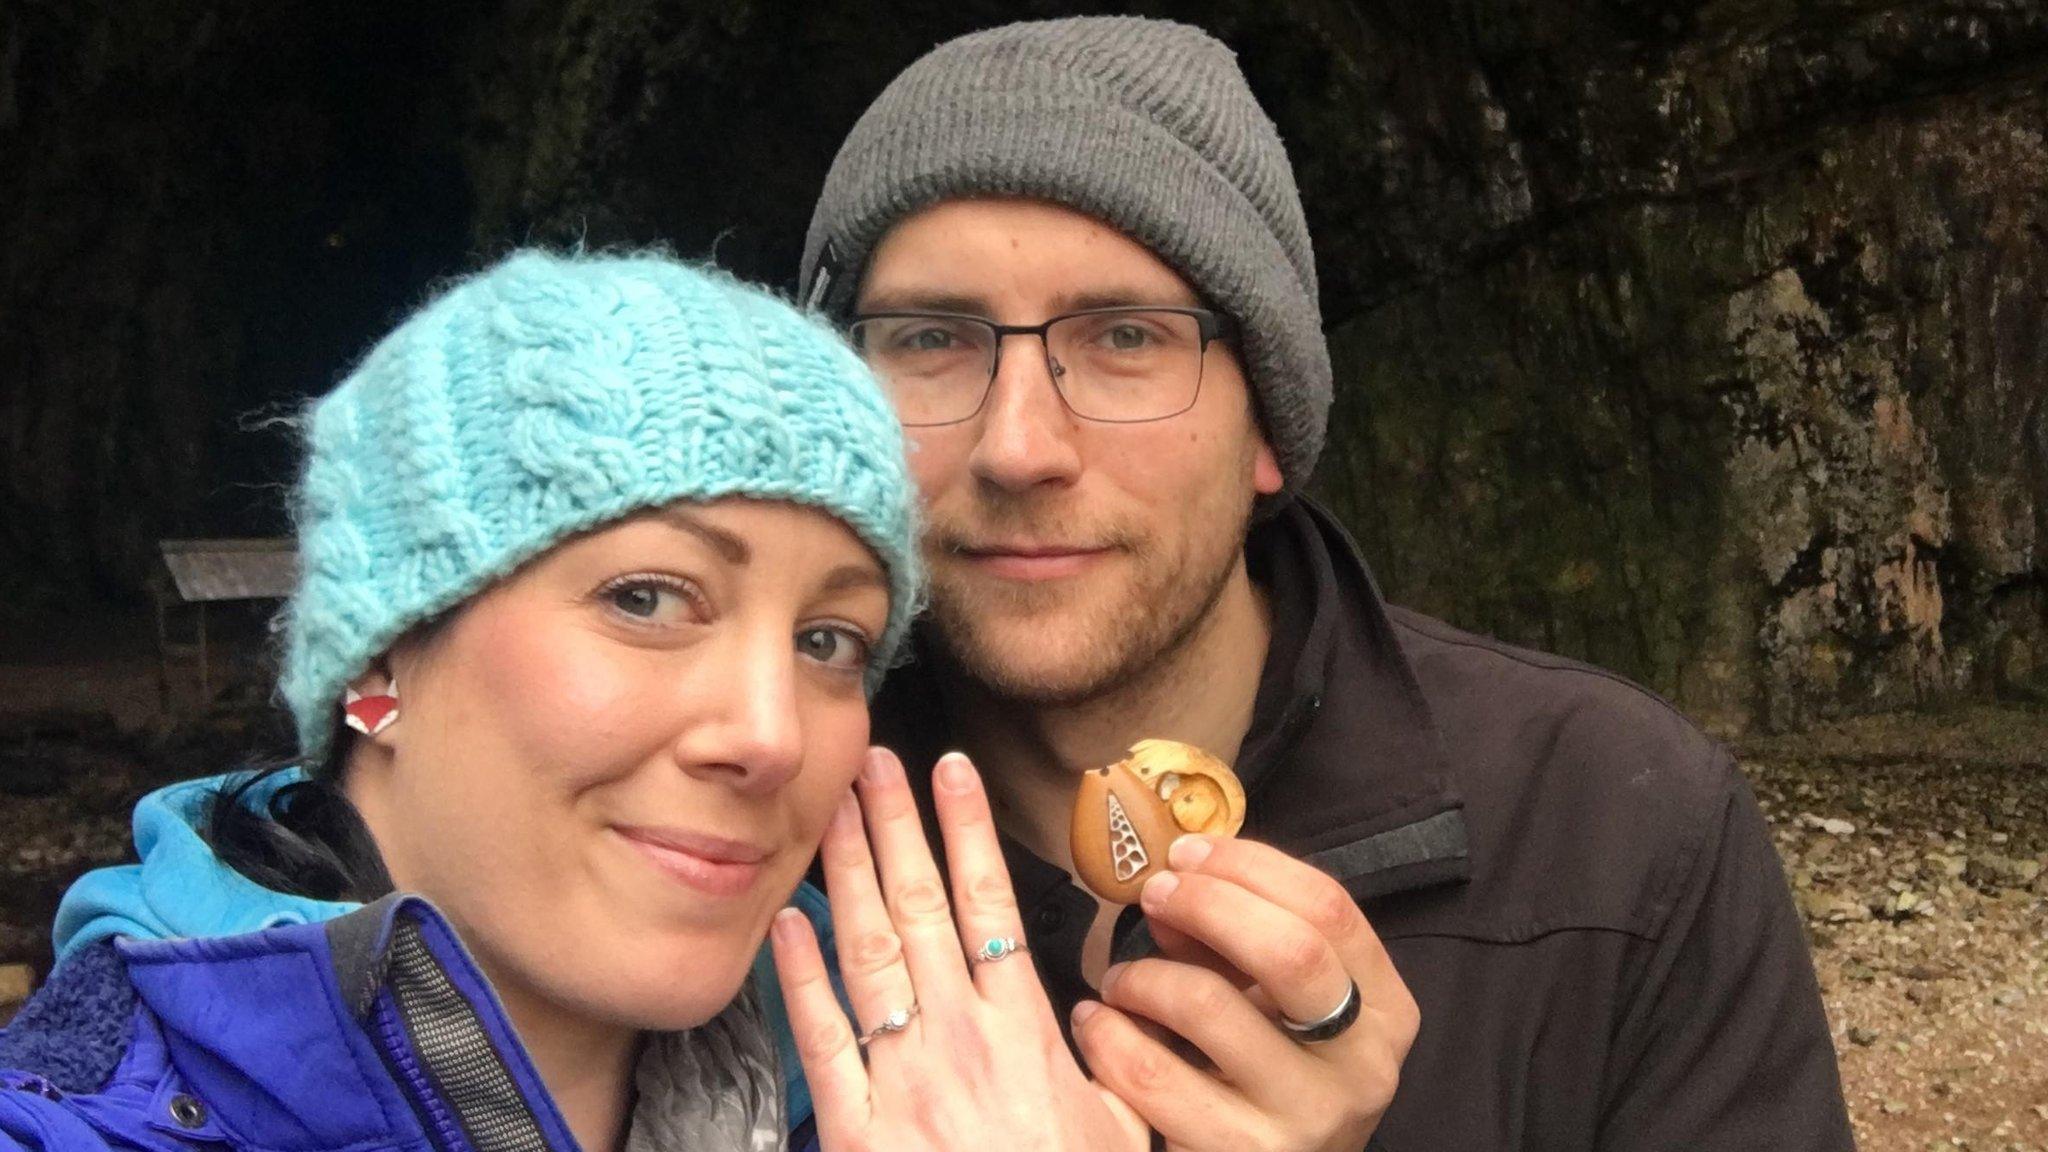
[[1070, 739, 1246, 904]]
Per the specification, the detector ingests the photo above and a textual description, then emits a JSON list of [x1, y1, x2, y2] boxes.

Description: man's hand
[[1070, 835, 1419, 1152]]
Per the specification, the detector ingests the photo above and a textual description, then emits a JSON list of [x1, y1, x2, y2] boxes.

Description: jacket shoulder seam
[[1387, 609, 1704, 733], [1636, 751, 1743, 943], [1387, 606, 1739, 943], [1378, 921, 1659, 947]]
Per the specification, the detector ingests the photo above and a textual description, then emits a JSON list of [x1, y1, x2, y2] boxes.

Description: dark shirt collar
[[1235, 493, 1335, 798], [1239, 496, 1468, 898]]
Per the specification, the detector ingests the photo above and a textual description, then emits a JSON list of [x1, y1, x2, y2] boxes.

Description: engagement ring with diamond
[[857, 1003, 919, 1047]]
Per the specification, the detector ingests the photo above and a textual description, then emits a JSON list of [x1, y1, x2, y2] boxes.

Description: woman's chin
[[561, 932, 766, 1033], [462, 879, 788, 1035], [608, 981, 757, 1033]]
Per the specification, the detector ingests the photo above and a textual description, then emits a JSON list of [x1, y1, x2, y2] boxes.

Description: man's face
[[857, 198, 1284, 704]]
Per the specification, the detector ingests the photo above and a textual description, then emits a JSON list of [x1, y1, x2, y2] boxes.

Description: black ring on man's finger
[[1280, 978, 1361, 1044]]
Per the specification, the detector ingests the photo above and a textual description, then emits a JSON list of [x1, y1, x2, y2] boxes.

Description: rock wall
[[1297, 1, 2048, 729], [2, 0, 2042, 730]]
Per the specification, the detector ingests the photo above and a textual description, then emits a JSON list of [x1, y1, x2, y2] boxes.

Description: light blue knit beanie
[[279, 249, 923, 760]]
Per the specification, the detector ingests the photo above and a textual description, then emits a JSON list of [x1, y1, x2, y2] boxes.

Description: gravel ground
[[1743, 707, 2048, 1152], [3, 693, 2044, 1149]]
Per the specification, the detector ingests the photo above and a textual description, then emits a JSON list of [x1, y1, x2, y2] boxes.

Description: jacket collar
[[53, 770, 360, 961], [113, 899, 501, 1152], [114, 895, 798, 1152], [113, 895, 794, 1152], [1238, 496, 1470, 900]]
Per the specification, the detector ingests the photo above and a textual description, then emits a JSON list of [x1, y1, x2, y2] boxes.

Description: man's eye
[[1106, 324, 1151, 349], [797, 626, 872, 671], [903, 327, 957, 351]]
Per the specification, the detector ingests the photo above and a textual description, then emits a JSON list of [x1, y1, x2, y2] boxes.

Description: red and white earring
[[342, 676, 399, 737]]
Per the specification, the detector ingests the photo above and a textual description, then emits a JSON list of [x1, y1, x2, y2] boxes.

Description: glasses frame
[[849, 305, 1239, 427]]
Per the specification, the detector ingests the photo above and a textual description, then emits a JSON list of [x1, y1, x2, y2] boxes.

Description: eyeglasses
[[848, 306, 1237, 427]]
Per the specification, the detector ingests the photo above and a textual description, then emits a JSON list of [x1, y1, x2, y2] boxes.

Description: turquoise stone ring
[[972, 936, 1027, 965]]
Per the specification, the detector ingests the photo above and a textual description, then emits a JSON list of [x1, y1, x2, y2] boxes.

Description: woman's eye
[[602, 578, 696, 625], [797, 626, 872, 672]]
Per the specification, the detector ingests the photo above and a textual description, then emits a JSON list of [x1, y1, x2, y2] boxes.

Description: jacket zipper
[[372, 917, 561, 1152]]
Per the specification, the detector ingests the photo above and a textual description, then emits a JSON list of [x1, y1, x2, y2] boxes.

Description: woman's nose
[[671, 636, 804, 790]]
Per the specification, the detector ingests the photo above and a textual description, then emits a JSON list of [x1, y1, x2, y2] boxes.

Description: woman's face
[[346, 498, 891, 1031]]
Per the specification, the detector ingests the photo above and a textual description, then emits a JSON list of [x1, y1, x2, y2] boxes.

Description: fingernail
[[1140, 870, 1180, 910], [1099, 962, 1128, 995], [1168, 835, 1212, 869], [1071, 1000, 1101, 1027], [936, 753, 975, 794], [861, 747, 892, 786], [772, 907, 806, 942]]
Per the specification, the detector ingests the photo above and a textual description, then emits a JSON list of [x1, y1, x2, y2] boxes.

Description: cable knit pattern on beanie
[[279, 250, 922, 761], [498, 259, 646, 512]]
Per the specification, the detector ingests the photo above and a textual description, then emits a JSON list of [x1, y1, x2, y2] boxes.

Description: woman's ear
[[342, 662, 402, 745]]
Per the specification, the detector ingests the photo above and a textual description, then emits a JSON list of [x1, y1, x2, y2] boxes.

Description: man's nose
[[967, 334, 1084, 491], [672, 633, 804, 791]]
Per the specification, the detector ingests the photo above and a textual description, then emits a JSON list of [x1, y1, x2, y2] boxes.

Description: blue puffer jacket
[[0, 773, 841, 1152]]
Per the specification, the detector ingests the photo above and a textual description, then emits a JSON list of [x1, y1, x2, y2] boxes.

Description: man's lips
[[952, 543, 1114, 581], [613, 825, 768, 898]]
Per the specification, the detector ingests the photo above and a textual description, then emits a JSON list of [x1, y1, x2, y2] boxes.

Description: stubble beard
[[924, 484, 1256, 709]]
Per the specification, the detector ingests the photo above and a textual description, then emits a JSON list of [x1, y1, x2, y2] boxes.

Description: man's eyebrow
[[653, 507, 749, 565], [857, 289, 994, 316], [1052, 286, 1204, 313]]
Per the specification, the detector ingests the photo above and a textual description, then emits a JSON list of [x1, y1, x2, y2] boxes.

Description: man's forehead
[[856, 198, 1204, 314], [856, 284, 1204, 317]]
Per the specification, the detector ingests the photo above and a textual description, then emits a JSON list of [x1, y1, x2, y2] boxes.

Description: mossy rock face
[[3, 0, 2042, 729], [1311, 7, 2048, 731]]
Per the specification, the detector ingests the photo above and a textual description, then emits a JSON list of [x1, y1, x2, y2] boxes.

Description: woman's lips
[[613, 826, 767, 898]]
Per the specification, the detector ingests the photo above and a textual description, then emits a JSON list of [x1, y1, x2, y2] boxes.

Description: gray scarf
[[626, 973, 788, 1152]]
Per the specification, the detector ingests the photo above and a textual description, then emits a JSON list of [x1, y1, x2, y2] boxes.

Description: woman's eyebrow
[[653, 508, 750, 565], [648, 511, 885, 598], [820, 564, 889, 596]]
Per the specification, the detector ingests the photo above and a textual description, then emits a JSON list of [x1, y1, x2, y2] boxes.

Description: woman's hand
[[1069, 835, 1420, 1152], [770, 748, 1149, 1152]]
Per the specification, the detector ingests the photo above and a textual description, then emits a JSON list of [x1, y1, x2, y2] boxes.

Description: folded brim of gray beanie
[[801, 15, 1333, 490]]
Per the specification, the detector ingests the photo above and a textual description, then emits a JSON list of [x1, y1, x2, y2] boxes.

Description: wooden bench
[[154, 539, 296, 714]]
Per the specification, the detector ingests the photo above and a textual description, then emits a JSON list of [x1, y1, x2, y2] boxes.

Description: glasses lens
[[851, 316, 996, 425], [1046, 310, 1205, 422]]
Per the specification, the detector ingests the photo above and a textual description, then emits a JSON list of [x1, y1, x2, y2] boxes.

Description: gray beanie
[[800, 16, 1331, 488]]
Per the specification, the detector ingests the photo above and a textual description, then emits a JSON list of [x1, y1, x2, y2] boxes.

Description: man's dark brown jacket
[[872, 496, 1855, 1151]]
